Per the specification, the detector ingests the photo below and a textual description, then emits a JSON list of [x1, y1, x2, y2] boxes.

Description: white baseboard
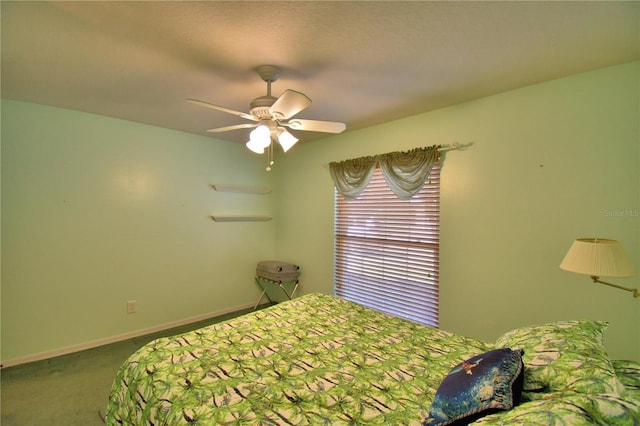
[[1, 301, 257, 369]]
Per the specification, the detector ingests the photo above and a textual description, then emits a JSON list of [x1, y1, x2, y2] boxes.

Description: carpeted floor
[[0, 305, 265, 425]]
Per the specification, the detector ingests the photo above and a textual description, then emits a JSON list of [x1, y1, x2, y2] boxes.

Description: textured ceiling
[[1, 1, 638, 144]]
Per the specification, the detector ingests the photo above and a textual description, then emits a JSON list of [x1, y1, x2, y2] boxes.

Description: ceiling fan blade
[[269, 89, 311, 120], [286, 119, 346, 134], [206, 123, 258, 133], [186, 99, 256, 121]]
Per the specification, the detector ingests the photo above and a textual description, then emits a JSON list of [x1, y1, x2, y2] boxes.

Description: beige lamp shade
[[560, 238, 636, 278]]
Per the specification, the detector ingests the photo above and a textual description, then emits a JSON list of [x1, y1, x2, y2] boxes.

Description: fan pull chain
[[266, 140, 275, 171]]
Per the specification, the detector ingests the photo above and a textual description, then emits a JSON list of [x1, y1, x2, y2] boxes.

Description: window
[[334, 162, 440, 327]]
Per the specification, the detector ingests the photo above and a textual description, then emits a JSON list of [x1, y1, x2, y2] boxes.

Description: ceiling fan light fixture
[[246, 138, 266, 154], [277, 128, 298, 152], [246, 124, 271, 153], [250, 124, 270, 141]]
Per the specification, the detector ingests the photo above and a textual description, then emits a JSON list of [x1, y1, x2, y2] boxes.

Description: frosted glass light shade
[[246, 125, 271, 154], [560, 238, 636, 278], [277, 129, 298, 152], [246, 138, 266, 154]]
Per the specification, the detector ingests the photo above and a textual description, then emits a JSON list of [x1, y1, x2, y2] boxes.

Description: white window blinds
[[334, 162, 440, 327]]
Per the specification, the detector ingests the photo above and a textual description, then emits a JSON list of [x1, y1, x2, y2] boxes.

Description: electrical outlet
[[127, 300, 137, 314]]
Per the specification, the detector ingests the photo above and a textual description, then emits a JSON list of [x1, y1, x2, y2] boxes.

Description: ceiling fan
[[187, 65, 346, 167]]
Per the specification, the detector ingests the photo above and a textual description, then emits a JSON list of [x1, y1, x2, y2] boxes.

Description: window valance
[[329, 145, 440, 200]]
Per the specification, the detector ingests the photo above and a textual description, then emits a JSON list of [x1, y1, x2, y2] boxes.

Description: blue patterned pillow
[[423, 348, 525, 426]]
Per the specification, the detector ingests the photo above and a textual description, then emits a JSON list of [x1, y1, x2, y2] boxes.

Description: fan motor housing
[[250, 95, 277, 120]]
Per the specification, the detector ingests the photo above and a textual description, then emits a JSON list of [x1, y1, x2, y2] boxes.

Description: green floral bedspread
[[106, 293, 640, 425]]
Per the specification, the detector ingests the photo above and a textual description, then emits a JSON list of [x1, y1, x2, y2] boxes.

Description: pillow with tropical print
[[495, 320, 623, 395]]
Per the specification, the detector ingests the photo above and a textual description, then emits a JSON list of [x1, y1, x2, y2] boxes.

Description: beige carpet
[[1, 305, 265, 425]]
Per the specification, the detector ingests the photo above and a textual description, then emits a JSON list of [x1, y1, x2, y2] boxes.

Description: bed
[[106, 293, 640, 425]]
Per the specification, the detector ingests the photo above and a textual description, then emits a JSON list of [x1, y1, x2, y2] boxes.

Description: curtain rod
[[439, 142, 474, 152], [321, 142, 473, 169]]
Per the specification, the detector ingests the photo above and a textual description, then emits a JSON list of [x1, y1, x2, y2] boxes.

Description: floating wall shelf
[[212, 184, 271, 194], [211, 215, 272, 222]]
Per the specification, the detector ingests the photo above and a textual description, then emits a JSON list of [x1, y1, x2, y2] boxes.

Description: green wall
[[275, 61, 640, 360], [1, 101, 276, 363], [2, 61, 639, 364]]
